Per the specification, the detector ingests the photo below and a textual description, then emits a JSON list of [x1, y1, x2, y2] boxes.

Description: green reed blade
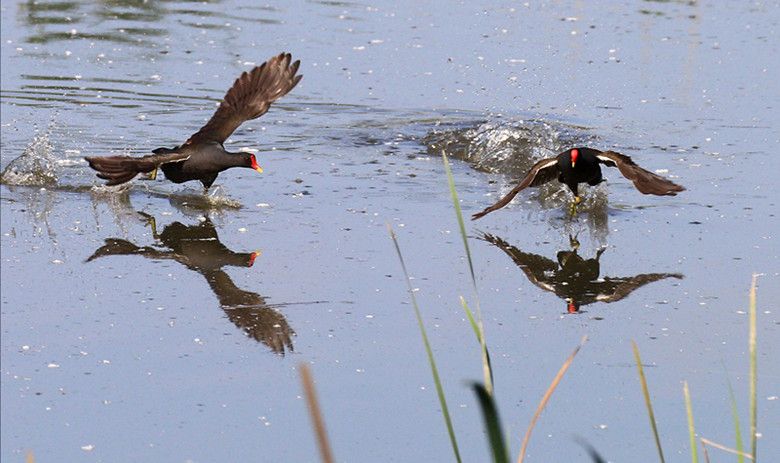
[[460, 296, 494, 390], [632, 341, 666, 463], [442, 151, 493, 395], [388, 225, 462, 463], [748, 274, 758, 462], [725, 374, 745, 463], [472, 382, 510, 463], [683, 381, 698, 463]]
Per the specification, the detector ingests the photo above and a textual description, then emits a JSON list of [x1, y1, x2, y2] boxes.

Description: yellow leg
[[138, 212, 159, 238], [148, 167, 158, 181], [568, 196, 581, 216]]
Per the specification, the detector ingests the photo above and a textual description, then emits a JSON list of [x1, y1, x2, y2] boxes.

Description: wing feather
[[471, 158, 558, 220], [185, 53, 302, 145], [85, 151, 190, 186], [596, 150, 685, 196]]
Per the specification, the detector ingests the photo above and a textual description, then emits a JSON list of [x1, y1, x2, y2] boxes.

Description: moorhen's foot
[[138, 212, 159, 238], [568, 201, 578, 217], [569, 234, 580, 250]]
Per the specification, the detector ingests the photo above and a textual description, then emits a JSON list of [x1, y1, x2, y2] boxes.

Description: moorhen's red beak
[[567, 299, 579, 314], [570, 148, 579, 168], [250, 154, 263, 174], [248, 250, 261, 267]]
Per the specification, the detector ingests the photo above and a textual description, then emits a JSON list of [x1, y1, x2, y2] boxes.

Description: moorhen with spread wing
[[472, 147, 685, 220], [86, 53, 302, 191]]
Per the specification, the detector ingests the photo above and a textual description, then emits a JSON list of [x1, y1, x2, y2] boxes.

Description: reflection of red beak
[[250, 154, 263, 173], [248, 250, 261, 267], [567, 301, 578, 313]]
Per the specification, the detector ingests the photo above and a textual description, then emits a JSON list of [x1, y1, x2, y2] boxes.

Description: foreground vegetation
[[297, 153, 762, 462]]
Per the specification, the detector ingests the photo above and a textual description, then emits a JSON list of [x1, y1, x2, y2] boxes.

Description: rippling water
[[2, 1, 778, 462]]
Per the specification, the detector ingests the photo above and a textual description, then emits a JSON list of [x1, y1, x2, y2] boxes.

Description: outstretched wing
[[185, 53, 302, 145], [596, 150, 685, 196], [472, 157, 559, 220], [479, 233, 559, 293], [85, 149, 190, 186], [595, 273, 683, 303]]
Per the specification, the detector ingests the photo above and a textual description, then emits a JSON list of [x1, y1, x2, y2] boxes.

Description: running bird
[[86, 53, 302, 191], [472, 147, 685, 220]]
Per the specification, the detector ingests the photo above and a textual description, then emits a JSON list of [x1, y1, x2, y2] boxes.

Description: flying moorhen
[[85, 52, 302, 191], [472, 147, 685, 220]]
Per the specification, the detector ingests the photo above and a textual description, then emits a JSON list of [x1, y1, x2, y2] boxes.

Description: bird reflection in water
[[87, 215, 294, 354], [479, 233, 683, 314]]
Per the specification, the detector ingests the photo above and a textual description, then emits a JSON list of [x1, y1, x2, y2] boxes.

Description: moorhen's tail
[[185, 52, 303, 145], [472, 157, 559, 220], [85, 148, 189, 186], [596, 151, 685, 196]]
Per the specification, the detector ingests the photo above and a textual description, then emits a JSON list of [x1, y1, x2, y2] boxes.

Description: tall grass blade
[[518, 335, 587, 463], [726, 376, 745, 463], [683, 381, 699, 463], [442, 151, 493, 395], [388, 225, 462, 463], [632, 341, 666, 463], [472, 382, 510, 463], [748, 273, 758, 462], [442, 151, 478, 291], [460, 296, 494, 389], [461, 295, 481, 339], [700, 438, 754, 460], [299, 364, 335, 463]]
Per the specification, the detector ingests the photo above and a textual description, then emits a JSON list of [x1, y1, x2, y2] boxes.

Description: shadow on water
[[478, 232, 683, 315], [86, 215, 296, 355]]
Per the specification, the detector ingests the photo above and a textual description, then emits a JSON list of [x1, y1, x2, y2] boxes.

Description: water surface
[[2, 1, 778, 461]]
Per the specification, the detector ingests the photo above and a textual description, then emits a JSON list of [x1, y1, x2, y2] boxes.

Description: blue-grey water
[[1, 1, 778, 462]]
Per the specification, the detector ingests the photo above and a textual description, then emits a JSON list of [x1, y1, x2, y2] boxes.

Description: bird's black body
[[555, 147, 604, 196], [472, 147, 685, 220], [154, 142, 255, 189], [86, 53, 302, 190]]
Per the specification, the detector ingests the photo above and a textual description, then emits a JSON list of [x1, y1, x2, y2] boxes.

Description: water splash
[[167, 186, 243, 214], [423, 118, 596, 177], [0, 133, 59, 186]]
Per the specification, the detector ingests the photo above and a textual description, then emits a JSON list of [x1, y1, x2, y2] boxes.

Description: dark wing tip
[[472, 209, 490, 221]]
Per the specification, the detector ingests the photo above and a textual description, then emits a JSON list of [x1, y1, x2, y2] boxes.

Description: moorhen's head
[[245, 152, 263, 173], [570, 148, 579, 168]]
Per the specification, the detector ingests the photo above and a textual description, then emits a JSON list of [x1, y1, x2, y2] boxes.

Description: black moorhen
[[472, 147, 685, 220], [86, 53, 302, 191]]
